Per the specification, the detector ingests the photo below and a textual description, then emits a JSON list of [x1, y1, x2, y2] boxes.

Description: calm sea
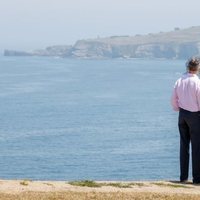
[[0, 56, 185, 181]]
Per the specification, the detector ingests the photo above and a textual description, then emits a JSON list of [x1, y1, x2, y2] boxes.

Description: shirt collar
[[186, 72, 198, 77]]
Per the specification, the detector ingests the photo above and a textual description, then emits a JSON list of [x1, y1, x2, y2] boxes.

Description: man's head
[[186, 57, 200, 74]]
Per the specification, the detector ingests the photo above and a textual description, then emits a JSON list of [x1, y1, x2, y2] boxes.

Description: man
[[171, 57, 200, 184]]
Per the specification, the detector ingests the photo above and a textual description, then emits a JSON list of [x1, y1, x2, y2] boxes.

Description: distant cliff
[[4, 26, 200, 59]]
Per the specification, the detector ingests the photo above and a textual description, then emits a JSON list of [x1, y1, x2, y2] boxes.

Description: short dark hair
[[186, 57, 200, 72]]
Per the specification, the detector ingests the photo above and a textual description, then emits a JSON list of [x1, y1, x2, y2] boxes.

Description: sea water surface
[[0, 56, 184, 181]]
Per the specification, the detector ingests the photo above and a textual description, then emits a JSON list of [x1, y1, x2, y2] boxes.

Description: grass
[[152, 182, 191, 189], [129, 182, 146, 187], [1, 191, 200, 200], [0, 180, 199, 199], [68, 180, 145, 188], [69, 180, 192, 189], [43, 182, 54, 187], [68, 180, 102, 187], [103, 182, 132, 188], [103, 182, 145, 188], [19, 180, 31, 186]]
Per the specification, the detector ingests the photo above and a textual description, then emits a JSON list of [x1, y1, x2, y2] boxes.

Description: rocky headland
[[4, 26, 200, 59]]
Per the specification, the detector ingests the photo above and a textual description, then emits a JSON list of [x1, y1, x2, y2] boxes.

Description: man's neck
[[189, 71, 198, 75]]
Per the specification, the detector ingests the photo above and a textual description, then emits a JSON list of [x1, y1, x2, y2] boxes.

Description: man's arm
[[171, 83, 179, 111], [196, 81, 200, 111]]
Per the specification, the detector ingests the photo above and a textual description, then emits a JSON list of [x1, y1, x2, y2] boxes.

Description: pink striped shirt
[[171, 72, 200, 112]]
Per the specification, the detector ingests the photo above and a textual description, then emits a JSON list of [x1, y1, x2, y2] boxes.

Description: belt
[[179, 107, 199, 113]]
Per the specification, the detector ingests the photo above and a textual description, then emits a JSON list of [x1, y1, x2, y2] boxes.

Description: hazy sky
[[0, 0, 200, 51]]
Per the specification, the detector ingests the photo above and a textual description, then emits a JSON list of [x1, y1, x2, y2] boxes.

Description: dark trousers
[[178, 108, 200, 183]]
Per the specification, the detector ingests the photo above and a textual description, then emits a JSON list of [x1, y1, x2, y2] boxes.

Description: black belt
[[180, 108, 199, 113]]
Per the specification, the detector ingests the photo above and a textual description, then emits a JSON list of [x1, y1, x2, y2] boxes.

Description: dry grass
[[68, 180, 102, 187], [1, 191, 200, 200], [152, 182, 191, 189], [0, 180, 200, 199], [68, 180, 146, 188], [19, 180, 30, 186]]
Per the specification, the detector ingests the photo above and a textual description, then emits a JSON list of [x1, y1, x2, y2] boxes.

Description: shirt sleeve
[[171, 82, 179, 111], [196, 81, 200, 111]]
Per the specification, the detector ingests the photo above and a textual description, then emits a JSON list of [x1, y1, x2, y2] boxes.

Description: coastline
[[1, 180, 200, 200]]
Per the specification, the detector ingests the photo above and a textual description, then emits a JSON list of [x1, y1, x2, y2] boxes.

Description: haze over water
[[0, 56, 183, 180]]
